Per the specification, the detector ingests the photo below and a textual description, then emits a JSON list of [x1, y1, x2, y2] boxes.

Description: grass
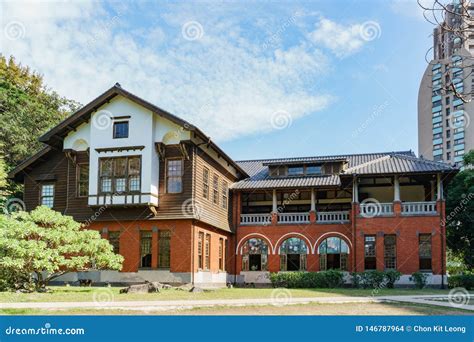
[[0, 286, 458, 303], [1, 302, 471, 316]]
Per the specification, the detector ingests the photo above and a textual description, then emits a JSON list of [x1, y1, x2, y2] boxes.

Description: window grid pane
[[166, 160, 182, 193], [140, 231, 152, 268], [203, 168, 209, 198], [158, 230, 171, 269], [108, 231, 120, 254], [99, 157, 141, 194], [384, 235, 397, 270], [41, 184, 54, 208]]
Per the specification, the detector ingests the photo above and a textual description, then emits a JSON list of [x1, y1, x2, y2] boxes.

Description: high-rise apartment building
[[418, 0, 473, 165]]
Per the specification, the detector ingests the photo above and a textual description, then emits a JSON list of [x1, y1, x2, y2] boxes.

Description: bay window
[[99, 156, 141, 194]]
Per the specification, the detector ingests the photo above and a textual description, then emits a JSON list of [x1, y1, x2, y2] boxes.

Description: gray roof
[[343, 153, 455, 174], [231, 151, 457, 190]]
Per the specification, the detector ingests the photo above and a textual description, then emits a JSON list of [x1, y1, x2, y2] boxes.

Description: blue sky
[[1, 0, 433, 161]]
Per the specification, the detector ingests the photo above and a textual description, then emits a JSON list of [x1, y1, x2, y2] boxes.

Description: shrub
[[410, 272, 429, 289], [320, 270, 344, 288], [0, 206, 123, 291], [446, 250, 469, 276], [351, 270, 401, 289], [384, 270, 402, 288], [352, 271, 386, 288], [269, 271, 344, 288], [448, 274, 474, 290]]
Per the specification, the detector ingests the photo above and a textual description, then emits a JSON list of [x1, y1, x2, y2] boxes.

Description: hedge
[[351, 270, 401, 289], [448, 274, 474, 290], [269, 270, 344, 288]]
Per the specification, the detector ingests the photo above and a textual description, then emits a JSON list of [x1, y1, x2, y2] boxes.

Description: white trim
[[314, 232, 353, 254], [273, 232, 313, 254], [235, 233, 274, 255]]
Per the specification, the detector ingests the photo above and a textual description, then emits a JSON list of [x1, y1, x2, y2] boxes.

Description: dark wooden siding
[[22, 149, 153, 222], [20, 142, 239, 232], [192, 146, 237, 232], [155, 144, 194, 219]]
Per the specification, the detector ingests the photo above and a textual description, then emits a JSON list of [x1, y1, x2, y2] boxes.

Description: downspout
[[440, 174, 445, 289], [352, 174, 358, 273]]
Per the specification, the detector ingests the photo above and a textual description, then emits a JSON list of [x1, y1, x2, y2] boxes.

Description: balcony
[[359, 202, 394, 217], [88, 193, 158, 207], [317, 211, 350, 224], [240, 213, 271, 226], [401, 201, 437, 216], [240, 211, 349, 226], [277, 212, 310, 224]]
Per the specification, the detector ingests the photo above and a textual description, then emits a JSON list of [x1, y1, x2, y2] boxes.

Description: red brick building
[[9, 85, 458, 287]]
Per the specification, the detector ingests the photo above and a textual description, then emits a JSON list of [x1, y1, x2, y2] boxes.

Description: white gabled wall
[[63, 95, 192, 207]]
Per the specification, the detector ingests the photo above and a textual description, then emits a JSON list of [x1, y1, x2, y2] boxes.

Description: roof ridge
[[391, 153, 455, 169], [343, 154, 392, 173], [236, 150, 413, 163]]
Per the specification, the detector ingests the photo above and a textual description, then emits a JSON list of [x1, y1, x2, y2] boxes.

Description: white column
[[272, 189, 277, 213], [394, 175, 400, 202], [310, 188, 316, 212], [437, 174, 443, 200], [352, 177, 359, 203]]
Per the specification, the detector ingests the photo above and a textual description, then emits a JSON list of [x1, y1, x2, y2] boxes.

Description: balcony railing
[[317, 211, 350, 224], [402, 201, 437, 215], [359, 202, 394, 217], [278, 212, 310, 224], [240, 213, 272, 225]]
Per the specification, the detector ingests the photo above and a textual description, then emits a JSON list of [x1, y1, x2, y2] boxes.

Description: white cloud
[[308, 17, 378, 58], [390, 0, 432, 20], [1, 1, 343, 142]]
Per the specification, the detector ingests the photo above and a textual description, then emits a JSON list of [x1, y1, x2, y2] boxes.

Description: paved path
[[0, 294, 472, 312]]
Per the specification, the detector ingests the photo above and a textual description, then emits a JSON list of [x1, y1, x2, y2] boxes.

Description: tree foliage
[[0, 206, 123, 291], [445, 149, 474, 269], [0, 55, 81, 168]]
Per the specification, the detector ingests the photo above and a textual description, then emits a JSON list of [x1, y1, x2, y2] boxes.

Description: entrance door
[[249, 254, 262, 271], [286, 254, 301, 271], [326, 254, 341, 269]]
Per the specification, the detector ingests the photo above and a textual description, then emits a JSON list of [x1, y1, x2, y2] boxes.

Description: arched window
[[318, 237, 349, 271], [242, 238, 268, 271], [279, 238, 308, 271]]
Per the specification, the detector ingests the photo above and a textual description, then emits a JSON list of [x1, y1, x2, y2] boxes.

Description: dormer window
[[288, 166, 304, 176], [113, 121, 129, 139], [306, 165, 322, 175]]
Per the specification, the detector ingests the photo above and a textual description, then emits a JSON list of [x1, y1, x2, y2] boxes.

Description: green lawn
[[1, 302, 471, 316], [0, 286, 457, 303]]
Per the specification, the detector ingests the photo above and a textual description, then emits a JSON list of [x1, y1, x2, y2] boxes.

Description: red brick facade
[[89, 200, 446, 280]]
